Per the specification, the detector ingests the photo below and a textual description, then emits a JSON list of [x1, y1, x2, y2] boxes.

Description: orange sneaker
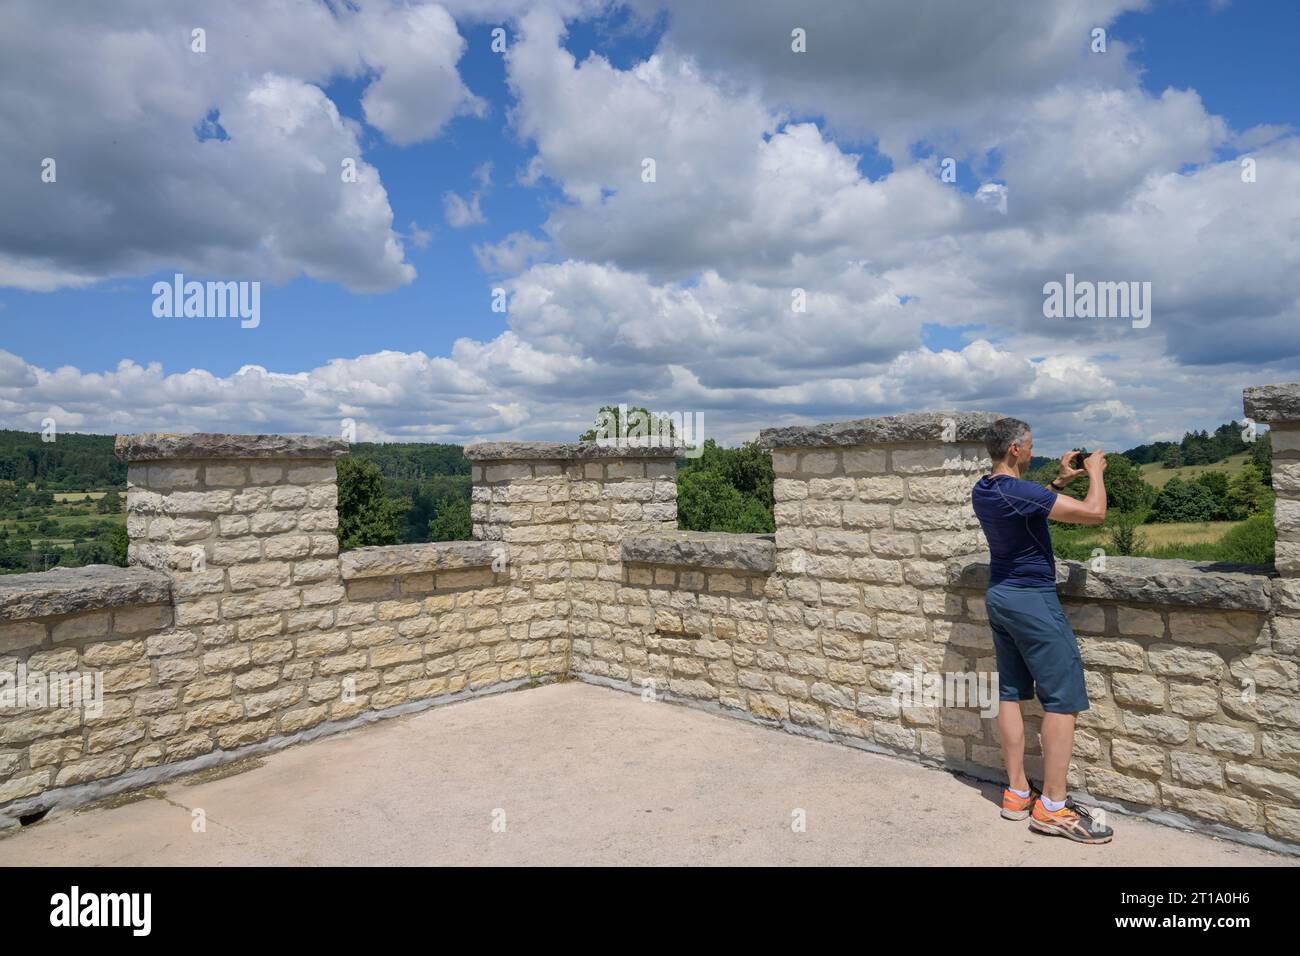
[[1029, 796, 1114, 844], [1000, 782, 1040, 820]]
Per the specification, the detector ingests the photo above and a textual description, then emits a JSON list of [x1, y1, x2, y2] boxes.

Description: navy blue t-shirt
[[971, 474, 1059, 587]]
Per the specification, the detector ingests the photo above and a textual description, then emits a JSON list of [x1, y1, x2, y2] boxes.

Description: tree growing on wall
[[579, 405, 678, 443]]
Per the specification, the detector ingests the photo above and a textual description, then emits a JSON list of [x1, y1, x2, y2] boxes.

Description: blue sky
[[1, 0, 1298, 454], [1116, 1, 1300, 132], [2, 12, 675, 378]]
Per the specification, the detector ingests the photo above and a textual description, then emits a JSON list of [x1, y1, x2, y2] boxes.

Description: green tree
[[1223, 467, 1274, 521], [0, 531, 28, 570], [107, 523, 128, 567], [1107, 512, 1146, 556], [1063, 454, 1153, 515], [1106, 455, 1155, 514], [1250, 433, 1273, 485], [96, 489, 122, 514], [1194, 471, 1229, 519], [701, 439, 775, 510], [401, 486, 438, 542], [336, 457, 405, 549], [681, 473, 759, 538], [1147, 477, 1219, 523], [672, 438, 776, 533], [579, 405, 679, 445], [72, 540, 114, 566], [428, 492, 472, 541], [1195, 470, 1229, 498]]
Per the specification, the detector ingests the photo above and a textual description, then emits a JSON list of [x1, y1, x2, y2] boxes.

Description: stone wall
[[0, 437, 610, 826], [463, 442, 679, 677], [566, 410, 1299, 852], [1, 567, 173, 810], [3, 392, 1300, 853]]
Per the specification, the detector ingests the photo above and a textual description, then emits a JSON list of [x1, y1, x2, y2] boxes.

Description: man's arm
[[1048, 450, 1108, 525]]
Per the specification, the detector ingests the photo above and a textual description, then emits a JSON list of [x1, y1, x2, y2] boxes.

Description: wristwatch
[[1049, 479, 1066, 491]]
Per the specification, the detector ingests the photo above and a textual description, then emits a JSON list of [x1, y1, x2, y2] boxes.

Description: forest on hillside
[[0, 430, 125, 489], [1120, 421, 1260, 468]]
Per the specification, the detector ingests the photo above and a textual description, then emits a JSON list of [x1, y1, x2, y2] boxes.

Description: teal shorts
[[985, 582, 1089, 714]]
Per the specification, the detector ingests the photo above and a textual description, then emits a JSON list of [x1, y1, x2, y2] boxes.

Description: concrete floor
[[0, 681, 1293, 866]]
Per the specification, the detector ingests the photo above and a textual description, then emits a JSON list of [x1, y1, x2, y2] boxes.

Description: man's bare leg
[[1040, 711, 1077, 801], [998, 701, 1029, 792]]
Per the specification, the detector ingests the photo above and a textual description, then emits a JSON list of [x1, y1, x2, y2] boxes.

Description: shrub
[[1217, 513, 1275, 565], [1108, 512, 1145, 556], [1251, 432, 1272, 484], [1223, 466, 1274, 520], [1147, 477, 1218, 523], [108, 523, 128, 566]]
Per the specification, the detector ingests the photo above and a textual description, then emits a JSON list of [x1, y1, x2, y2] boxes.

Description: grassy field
[[1138, 452, 1253, 488], [19, 511, 126, 547], [2, 512, 126, 529], [1065, 520, 1238, 548], [2, 490, 125, 548], [1052, 516, 1271, 563]]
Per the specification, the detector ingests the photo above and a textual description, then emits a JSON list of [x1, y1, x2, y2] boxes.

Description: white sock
[[1042, 795, 1067, 812], [1009, 786, 1031, 798]]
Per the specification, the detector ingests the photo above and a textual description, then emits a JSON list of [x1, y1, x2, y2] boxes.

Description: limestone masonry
[[2, 386, 1300, 854]]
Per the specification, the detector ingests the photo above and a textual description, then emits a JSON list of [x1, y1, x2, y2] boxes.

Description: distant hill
[[333, 441, 470, 545], [345, 441, 469, 480], [1119, 421, 1254, 467], [0, 422, 1263, 495], [1139, 452, 1254, 489], [0, 431, 471, 489], [0, 430, 125, 490]]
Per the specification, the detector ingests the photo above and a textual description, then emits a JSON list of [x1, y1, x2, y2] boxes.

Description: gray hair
[[985, 417, 1031, 463]]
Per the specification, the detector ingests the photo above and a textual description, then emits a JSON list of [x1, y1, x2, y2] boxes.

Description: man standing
[[971, 417, 1114, 845]]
